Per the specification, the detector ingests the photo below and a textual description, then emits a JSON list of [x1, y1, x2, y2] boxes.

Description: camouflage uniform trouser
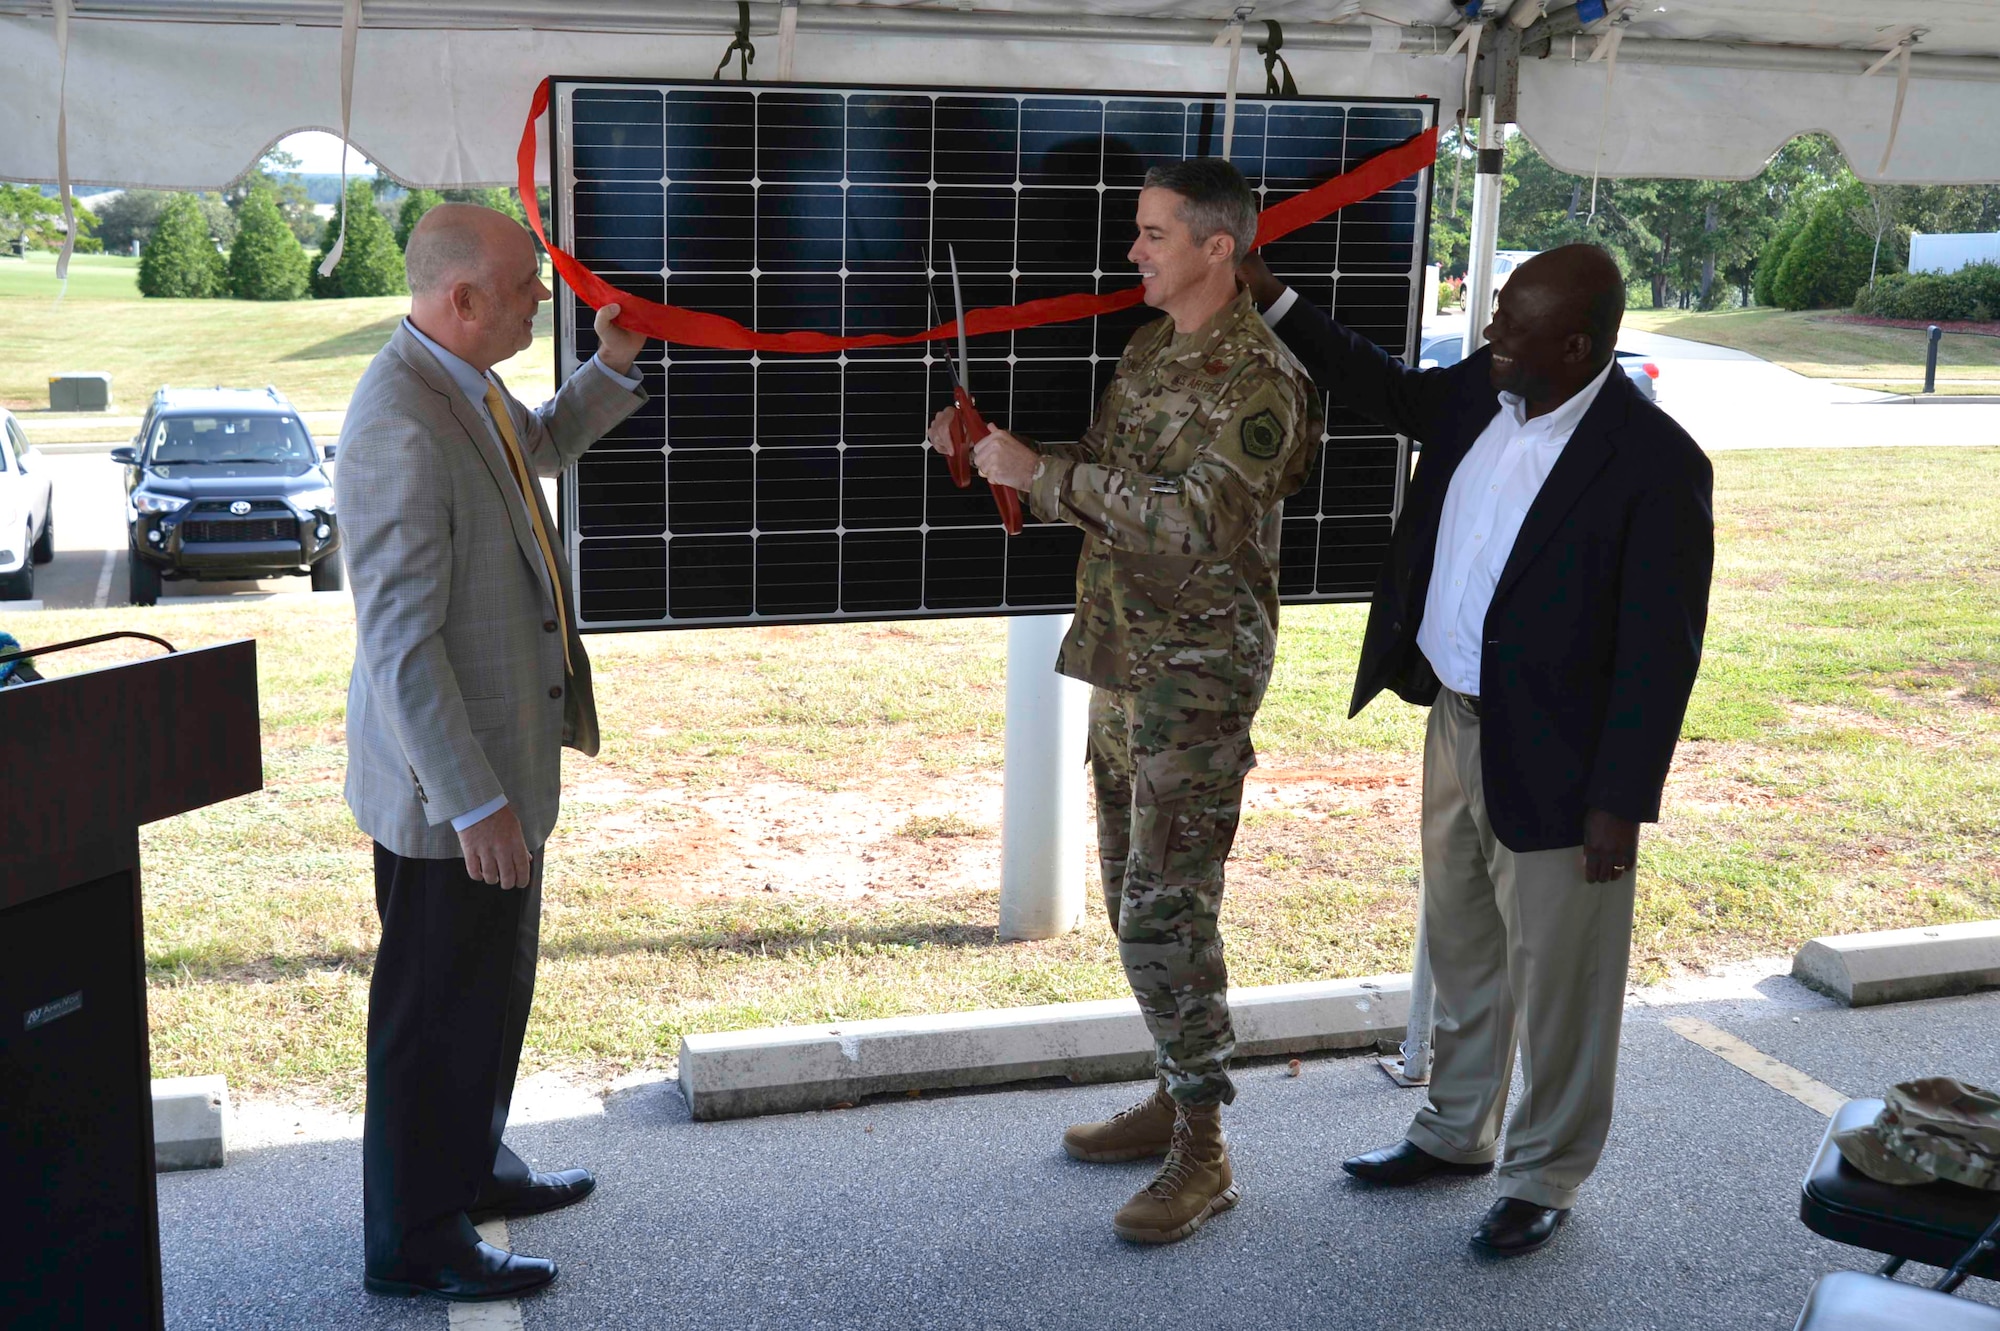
[[1088, 686, 1256, 1108]]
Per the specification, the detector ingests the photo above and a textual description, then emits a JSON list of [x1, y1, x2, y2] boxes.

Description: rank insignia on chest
[[1239, 408, 1284, 460]]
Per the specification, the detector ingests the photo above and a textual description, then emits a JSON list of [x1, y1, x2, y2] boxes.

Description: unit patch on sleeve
[[1238, 408, 1284, 460]]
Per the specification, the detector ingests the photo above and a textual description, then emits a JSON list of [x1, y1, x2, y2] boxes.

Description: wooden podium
[[0, 639, 261, 1330]]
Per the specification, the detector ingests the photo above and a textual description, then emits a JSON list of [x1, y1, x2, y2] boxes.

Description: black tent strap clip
[[0, 630, 177, 669], [714, 1, 756, 82], [1259, 20, 1298, 97]]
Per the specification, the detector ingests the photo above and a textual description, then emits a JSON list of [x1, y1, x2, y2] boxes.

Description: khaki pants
[[1404, 689, 1635, 1211]]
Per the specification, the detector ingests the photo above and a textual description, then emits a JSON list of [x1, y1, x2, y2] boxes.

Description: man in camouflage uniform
[[929, 158, 1322, 1245]]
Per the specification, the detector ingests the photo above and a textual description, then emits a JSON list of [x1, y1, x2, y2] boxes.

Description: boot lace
[[1143, 1120, 1197, 1199], [1106, 1087, 1169, 1127]]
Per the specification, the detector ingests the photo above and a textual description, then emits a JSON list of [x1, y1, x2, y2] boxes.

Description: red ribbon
[[517, 78, 1437, 353]]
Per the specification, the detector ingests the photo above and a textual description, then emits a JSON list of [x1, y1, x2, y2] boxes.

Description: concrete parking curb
[[1792, 919, 2000, 1007], [153, 1075, 228, 1171], [678, 974, 1411, 1121]]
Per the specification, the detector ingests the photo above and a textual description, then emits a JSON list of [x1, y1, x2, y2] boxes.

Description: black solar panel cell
[[847, 95, 933, 182], [758, 185, 845, 272], [934, 98, 1019, 184], [757, 532, 842, 616], [579, 536, 668, 621], [1103, 101, 1187, 183], [553, 80, 1432, 630], [669, 534, 756, 620], [841, 530, 923, 613]]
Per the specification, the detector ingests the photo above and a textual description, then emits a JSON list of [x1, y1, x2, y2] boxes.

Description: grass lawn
[[14, 446, 1997, 1100], [1626, 307, 2000, 395], [0, 252, 554, 428]]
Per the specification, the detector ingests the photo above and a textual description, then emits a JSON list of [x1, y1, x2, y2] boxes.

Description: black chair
[[1793, 1271, 2000, 1331], [1803, 1098, 2000, 1282]]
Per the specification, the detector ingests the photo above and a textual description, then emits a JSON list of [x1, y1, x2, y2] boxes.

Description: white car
[[0, 409, 55, 601]]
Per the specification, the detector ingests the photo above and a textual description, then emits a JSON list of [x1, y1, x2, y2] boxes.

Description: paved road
[[14, 450, 329, 611], [1616, 328, 2000, 452], [158, 974, 2000, 1330]]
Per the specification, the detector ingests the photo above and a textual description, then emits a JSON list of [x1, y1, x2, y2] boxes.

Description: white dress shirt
[[1259, 286, 1300, 330], [1416, 358, 1616, 699], [400, 320, 642, 832]]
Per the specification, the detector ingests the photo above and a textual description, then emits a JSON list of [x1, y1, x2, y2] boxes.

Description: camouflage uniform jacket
[[1026, 287, 1324, 712]]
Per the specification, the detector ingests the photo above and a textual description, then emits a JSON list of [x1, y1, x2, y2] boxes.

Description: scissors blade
[[948, 244, 973, 393], [925, 267, 962, 390]]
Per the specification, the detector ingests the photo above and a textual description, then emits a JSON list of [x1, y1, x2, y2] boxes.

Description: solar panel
[[549, 79, 1435, 631]]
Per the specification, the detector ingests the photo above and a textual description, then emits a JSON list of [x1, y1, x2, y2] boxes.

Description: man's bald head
[[405, 202, 530, 296], [1506, 244, 1626, 367], [404, 202, 552, 373], [1484, 243, 1627, 410]]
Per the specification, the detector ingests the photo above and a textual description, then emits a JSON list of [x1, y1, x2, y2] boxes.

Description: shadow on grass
[[281, 316, 403, 361], [145, 916, 1011, 981], [540, 916, 1007, 960]]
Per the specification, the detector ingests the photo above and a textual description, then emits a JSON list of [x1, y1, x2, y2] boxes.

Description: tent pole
[[1463, 93, 1505, 353], [998, 613, 1089, 941]]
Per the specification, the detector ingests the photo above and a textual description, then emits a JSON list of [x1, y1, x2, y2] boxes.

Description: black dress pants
[[363, 842, 542, 1270]]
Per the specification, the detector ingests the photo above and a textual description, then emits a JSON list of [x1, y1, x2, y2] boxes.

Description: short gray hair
[[1141, 158, 1258, 261], [405, 202, 511, 296]]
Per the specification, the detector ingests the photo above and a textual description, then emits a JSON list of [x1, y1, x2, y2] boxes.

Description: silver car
[[1417, 331, 1660, 404], [0, 409, 55, 602]]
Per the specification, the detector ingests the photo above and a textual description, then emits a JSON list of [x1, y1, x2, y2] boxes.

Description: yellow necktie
[[483, 383, 573, 676]]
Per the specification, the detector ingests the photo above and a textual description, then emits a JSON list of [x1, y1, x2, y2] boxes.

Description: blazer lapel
[[391, 327, 559, 609], [1489, 368, 1632, 605]]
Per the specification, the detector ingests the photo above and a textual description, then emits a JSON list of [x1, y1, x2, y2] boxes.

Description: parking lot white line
[[1664, 1016, 1848, 1117], [446, 1218, 526, 1331], [92, 548, 115, 609]]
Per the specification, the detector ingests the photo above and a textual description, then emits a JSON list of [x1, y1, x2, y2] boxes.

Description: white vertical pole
[[1380, 873, 1435, 1087], [1463, 93, 1504, 354], [999, 613, 1089, 941], [1400, 876, 1436, 1081]]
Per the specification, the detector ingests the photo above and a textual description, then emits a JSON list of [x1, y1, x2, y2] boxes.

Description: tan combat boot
[[1061, 1081, 1177, 1163], [1111, 1104, 1237, 1244]]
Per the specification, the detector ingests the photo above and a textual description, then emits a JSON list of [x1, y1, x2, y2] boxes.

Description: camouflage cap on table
[[1834, 1077, 2000, 1190]]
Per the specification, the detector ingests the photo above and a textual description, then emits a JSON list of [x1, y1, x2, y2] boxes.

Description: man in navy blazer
[[1244, 246, 1713, 1256]]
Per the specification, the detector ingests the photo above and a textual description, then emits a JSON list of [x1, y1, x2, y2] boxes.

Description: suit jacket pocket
[[462, 695, 509, 732]]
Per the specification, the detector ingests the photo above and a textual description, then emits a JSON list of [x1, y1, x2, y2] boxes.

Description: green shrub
[[1771, 188, 1876, 310], [394, 189, 444, 250], [137, 194, 227, 298], [226, 184, 311, 300], [1853, 262, 2000, 322], [311, 180, 407, 298], [1753, 211, 1806, 308]]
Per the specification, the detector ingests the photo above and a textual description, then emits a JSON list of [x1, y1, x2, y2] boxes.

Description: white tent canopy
[[3, 0, 1999, 191]]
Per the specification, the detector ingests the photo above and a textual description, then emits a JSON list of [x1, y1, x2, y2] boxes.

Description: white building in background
[[1909, 232, 2000, 274]]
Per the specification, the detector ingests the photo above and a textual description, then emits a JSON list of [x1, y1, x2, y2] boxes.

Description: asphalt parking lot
[[158, 968, 2000, 1330]]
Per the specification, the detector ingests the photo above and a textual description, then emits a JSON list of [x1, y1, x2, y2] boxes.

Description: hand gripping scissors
[[934, 245, 1024, 535]]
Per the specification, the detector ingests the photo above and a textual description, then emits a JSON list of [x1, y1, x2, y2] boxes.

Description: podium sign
[[0, 640, 261, 1330]]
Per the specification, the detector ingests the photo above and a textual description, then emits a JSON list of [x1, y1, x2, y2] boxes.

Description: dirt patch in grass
[[1786, 702, 1960, 750], [1821, 314, 2000, 339]]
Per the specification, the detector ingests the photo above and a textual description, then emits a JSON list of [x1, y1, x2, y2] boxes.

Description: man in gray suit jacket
[[336, 204, 646, 1303]]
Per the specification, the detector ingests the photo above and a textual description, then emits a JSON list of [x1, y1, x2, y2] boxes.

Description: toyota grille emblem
[[229, 500, 253, 516]]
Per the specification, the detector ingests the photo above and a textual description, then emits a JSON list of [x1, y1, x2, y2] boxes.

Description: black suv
[[112, 387, 343, 606]]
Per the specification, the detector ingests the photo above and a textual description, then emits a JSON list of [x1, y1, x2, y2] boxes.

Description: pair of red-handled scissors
[[938, 245, 1024, 535]]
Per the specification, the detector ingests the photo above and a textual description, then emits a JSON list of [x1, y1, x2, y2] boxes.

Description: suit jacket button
[[543, 620, 558, 633], [549, 685, 563, 699]]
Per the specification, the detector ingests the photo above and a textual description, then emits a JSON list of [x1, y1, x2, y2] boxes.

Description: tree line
[[126, 153, 538, 301], [1429, 131, 2000, 313]]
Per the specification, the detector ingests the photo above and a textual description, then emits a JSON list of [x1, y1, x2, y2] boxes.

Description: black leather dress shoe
[[1341, 1139, 1495, 1186], [468, 1167, 597, 1223], [364, 1239, 557, 1302], [1470, 1197, 1569, 1257]]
